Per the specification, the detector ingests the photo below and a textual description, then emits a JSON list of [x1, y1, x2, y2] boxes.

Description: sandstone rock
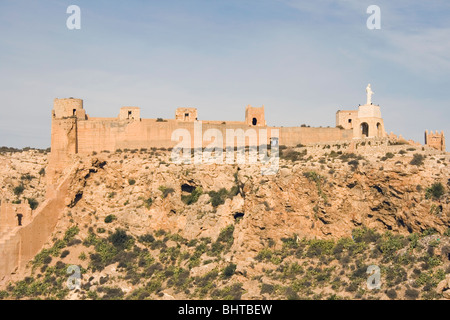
[[436, 274, 450, 297]]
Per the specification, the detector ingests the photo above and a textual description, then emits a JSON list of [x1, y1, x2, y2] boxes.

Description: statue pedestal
[[358, 104, 382, 119]]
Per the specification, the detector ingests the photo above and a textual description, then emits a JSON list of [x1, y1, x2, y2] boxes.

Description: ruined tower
[[425, 130, 445, 151]]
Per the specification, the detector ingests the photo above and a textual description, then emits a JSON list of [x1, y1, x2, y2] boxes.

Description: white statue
[[366, 84, 374, 105]]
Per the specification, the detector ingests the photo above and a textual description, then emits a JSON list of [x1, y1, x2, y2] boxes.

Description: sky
[[0, 0, 449, 148]]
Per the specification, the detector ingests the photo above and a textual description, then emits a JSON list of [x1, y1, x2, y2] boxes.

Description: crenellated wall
[[49, 98, 357, 159], [0, 172, 71, 282], [425, 130, 446, 151]]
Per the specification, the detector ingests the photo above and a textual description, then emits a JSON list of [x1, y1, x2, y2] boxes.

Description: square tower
[[175, 108, 198, 121], [336, 110, 358, 129], [425, 130, 445, 151], [119, 107, 140, 120], [52, 98, 86, 120], [245, 105, 266, 126]]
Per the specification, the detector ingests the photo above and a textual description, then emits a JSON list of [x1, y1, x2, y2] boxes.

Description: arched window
[[377, 123, 382, 137], [361, 122, 369, 138], [252, 118, 257, 126]]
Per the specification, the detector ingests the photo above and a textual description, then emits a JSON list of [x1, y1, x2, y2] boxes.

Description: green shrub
[[255, 248, 273, 261], [208, 189, 227, 207], [306, 239, 335, 257], [144, 197, 153, 209], [128, 179, 136, 185], [108, 229, 134, 250], [159, 186, 175, 198], [139, 233, 155, 244], [405, 288, 420, 300], [386, 289, 397, 299], [348, 159, 359, 170], [260, 283, 275, 295], [352, 228, 380, 243], [21, 174, 36, 181], [43, 255, 52, 265], [208, 186, 238, 208], [425, 183, 445, 200], [60, 250, 70, 258], [210, 225, 235, 256], [13, 184, 25, 196], [0, 290, 9, 300], [222, 263, 237, 278], [410, 153, 425, 166], [378, 232, 406, 259], [280, 149, 306, 162], [104, 214, 117, 223], [211, 283, 243, 300], [64, 226, 80, 242], [181, 187, 203, 205], [27, 198, 39, 210], [107, 192, 116, 198], [100, 287, 124, 300], [281, 235, 299, 249]]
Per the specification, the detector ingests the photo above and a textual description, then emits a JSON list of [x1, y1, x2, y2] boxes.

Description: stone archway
[[361, 122, 369, 138], [377, 122, 383, 137]]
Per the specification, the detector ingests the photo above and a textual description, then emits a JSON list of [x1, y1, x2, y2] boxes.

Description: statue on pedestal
[[366, 84, 374, 105]]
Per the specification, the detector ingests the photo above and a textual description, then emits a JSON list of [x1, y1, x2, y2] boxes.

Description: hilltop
[[0, 141, 449, 300]]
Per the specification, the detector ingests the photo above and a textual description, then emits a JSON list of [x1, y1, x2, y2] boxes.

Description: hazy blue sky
[[0, 0, 449, 148]]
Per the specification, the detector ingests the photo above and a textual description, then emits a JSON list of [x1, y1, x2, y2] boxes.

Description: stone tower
[[51, 98, 86, 119], [425, 130, 445, 151], [175, 108, 198, 121], [352, 84, 386, 139], [47, 98, 86, 185], [119, 107, 140, 121], [245, 105, 266, 126]]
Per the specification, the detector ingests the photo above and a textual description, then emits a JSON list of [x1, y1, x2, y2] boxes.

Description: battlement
[[47, 85, 393, 183], [425, 130, 445, 151]]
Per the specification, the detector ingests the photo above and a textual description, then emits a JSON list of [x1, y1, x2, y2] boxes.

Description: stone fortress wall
[[0, 85, 445, 281], [48, 96, 388, 164], [0, 173, 72, 282], [49, 97, 381, 180]]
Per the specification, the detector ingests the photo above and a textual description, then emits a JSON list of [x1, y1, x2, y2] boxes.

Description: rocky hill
[[0, 141, 449, 300]]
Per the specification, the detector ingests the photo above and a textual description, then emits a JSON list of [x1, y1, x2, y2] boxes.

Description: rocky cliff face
[[60, 145, 449, 254], [0, 143, 449, 300]]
